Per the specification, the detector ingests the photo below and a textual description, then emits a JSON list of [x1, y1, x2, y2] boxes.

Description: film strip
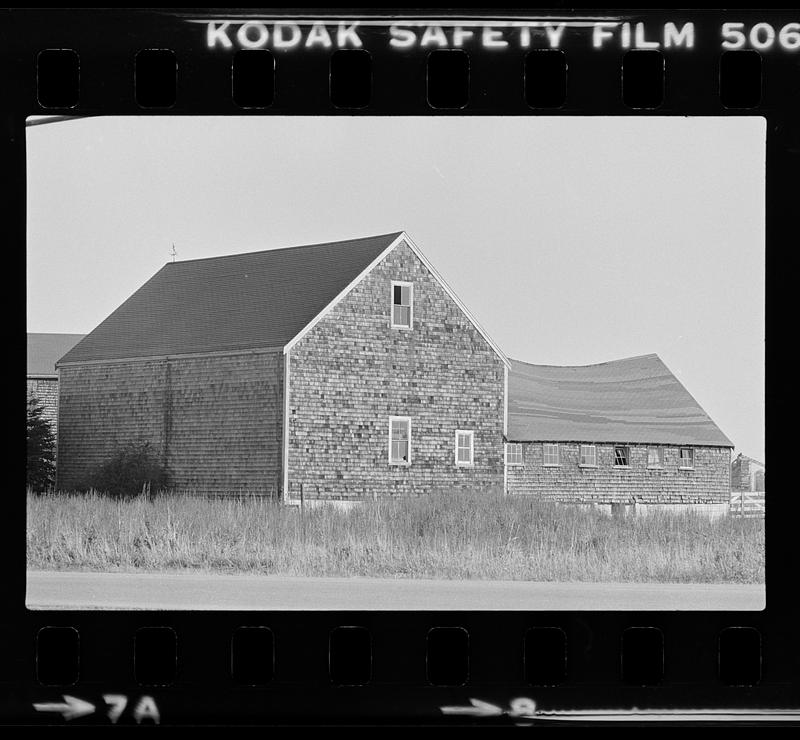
[[3, 8, 793, 727]]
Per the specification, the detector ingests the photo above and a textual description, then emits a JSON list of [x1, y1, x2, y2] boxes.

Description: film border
[[2, 7, 793, 726]]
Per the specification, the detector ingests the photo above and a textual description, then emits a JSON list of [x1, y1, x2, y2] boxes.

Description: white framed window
[[579, 444, 597, 467], [391, 281, 413, 329], [455, 430, 474, 466], [647, 446, 664, 468], [389, 416, 411, 465], [679, 447, 694, 469], [613, 446, 630, 467], [506, 443, 524, 466], [543, 443, 559, 466]]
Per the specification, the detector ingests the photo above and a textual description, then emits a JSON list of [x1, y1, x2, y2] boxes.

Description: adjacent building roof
[[734, 453, 765, 468], [507, 354, 733, 447], [58, 232, 403, 364], [27, 333, 85, 376]]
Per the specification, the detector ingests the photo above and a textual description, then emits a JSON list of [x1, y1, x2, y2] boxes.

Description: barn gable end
[[285, 237, 507, 500]]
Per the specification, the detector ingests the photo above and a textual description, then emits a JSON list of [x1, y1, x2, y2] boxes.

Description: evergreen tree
[[27, 397, 56, 492]]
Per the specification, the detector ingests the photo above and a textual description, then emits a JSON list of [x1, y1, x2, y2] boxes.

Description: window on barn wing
[[647, 447, 664, 468], [679, 448, 694, 469], [391, 281, 413, 328], [543, 443, 559, 466], [614, 446, 630, 466], [579, 444, 596, 466], [506, 443, 524, 466], [389, 417, 411, 464]]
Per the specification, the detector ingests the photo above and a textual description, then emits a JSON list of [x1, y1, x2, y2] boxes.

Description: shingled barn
[[27, 332, 85, 438], [56, 231, 735, 511], [504, 355, 734, 515], [56, 232, 509, 499]]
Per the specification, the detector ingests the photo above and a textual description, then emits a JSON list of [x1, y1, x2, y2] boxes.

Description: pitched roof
[[59, 232, 403, 364], [507, 354, 733, 447], [734, 453, 765, 468], [27, 333, 85, 376]]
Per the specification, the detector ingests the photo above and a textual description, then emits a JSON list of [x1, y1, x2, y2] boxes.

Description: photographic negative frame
[[6, 7, 793, 728]]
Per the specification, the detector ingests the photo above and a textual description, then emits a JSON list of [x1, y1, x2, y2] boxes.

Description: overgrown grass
[[26, 490, 765, 583]]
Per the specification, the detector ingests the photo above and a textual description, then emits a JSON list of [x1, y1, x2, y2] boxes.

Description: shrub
[[27, 397, 56, 492], [87, 441, 166, 498]]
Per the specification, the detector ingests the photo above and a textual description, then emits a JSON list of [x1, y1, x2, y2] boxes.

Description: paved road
[[26, 571, 765, 611]]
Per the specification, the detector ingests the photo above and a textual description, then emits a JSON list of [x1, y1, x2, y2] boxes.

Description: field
[[26, 490, 764, 583]]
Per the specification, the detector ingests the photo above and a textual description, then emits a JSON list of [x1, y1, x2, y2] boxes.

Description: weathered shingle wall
[[166, 353, 283, 494], [287, 239, 505, 499], [27, 378, 59, 435], [57, 360, 166, 490], [731, 455, 765, 492], [731, 455, 750, 492], [507, 442, 731, 504], [57, 351, 283, 494]]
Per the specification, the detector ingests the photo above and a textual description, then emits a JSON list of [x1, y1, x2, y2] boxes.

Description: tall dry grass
[[26, 490, 764, 582]]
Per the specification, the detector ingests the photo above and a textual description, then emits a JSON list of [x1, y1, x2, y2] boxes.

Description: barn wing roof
[[58, 232, 403, 364], [507, 354, 733, 447], [28, 333, 85, 375]]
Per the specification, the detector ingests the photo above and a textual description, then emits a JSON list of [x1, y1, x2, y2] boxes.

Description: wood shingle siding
[[506, 442, 731, 504], [27, 333, 85, 442], [57, 351, 283, 494], [27, 378, 59, 432], [286, 240, 506, 499], [53, 230, 734, 507]]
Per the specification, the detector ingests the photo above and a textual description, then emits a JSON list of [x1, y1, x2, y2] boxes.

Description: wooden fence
[[730, 490, 765, 517]]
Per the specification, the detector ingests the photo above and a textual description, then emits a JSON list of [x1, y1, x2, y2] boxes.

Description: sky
[[26, 116, 765, 462]]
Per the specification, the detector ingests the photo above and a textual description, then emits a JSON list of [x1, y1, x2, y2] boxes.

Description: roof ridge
[[165, 231, 405, 267], [57, 230, 408, 365], [510, 353, 660, 370]]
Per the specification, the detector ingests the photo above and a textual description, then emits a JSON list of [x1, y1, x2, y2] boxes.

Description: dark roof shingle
[[59, 232, 402, 364], [507, 354, 733, 447], [28, 333, 85, 375]]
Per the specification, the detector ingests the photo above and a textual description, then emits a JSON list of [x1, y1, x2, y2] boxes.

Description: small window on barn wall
[[579, 444, 596, 467], [455, 430, 474, 466], [506, 443, 524, 466], [389, 416, 411, 465], [647, 447, 664, 468], [679, 448, 694, 469], [391, 281, 413, 329], [543, 443, 559, 466], [614, 446, 630, 467]]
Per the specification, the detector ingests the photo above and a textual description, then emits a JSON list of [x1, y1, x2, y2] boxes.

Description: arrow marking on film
[[440, 698, 505, 717], [33, 695, 96, 720]]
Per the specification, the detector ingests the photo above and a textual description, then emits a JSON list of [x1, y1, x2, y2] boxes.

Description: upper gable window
[[391, 281, 413, 329]]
